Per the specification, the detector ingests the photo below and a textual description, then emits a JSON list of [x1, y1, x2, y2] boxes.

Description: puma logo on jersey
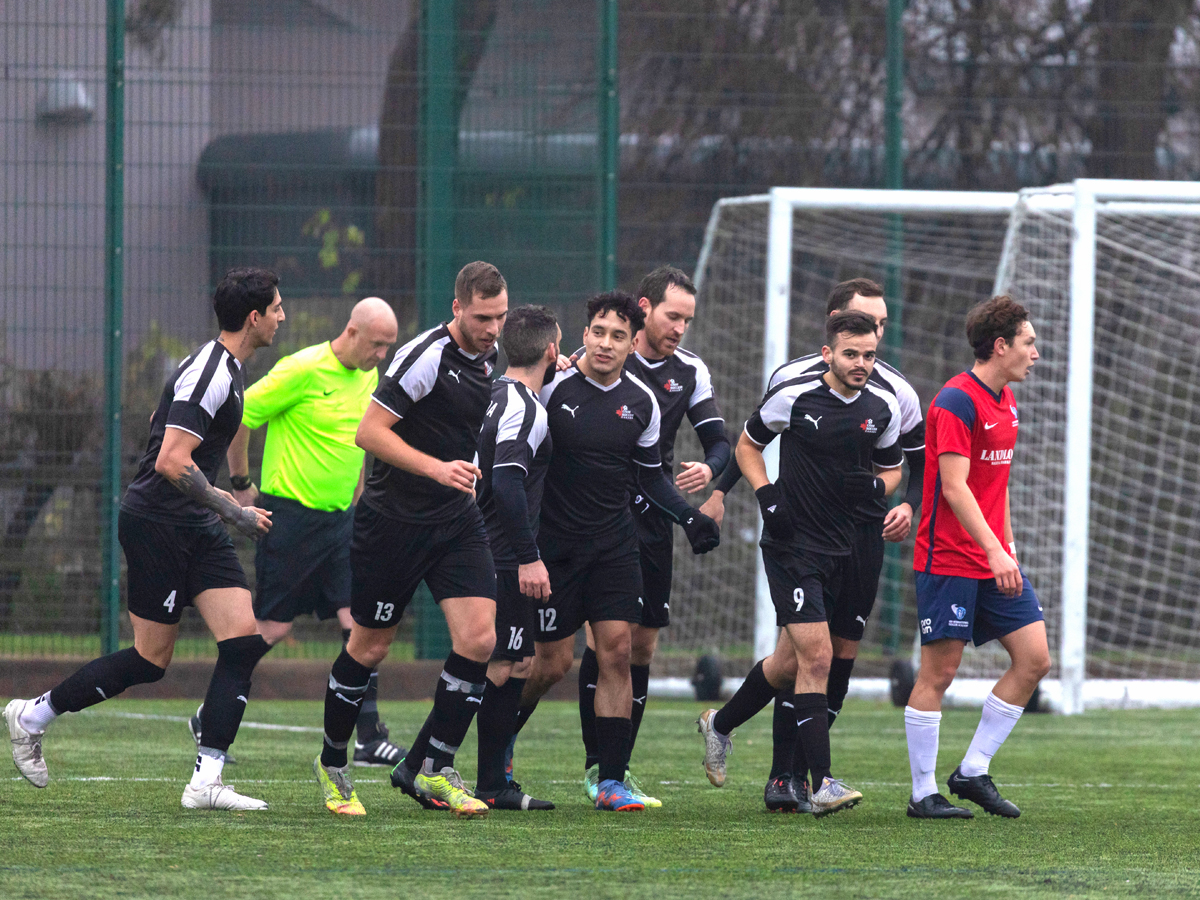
[[561, 403, 579, 418], [447, 369, 461, 383], [804, 414, 822, 429], [856, 616, 868, 626]]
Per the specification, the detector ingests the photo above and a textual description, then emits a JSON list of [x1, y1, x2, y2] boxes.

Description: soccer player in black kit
[[472, 305, 560, 811], [4, 268, 282, 811], [312, 261, 507, 819], [705, 309, 904, 817], [575, 266, 731, 806], [700, 278, 926, 812], [512, 291, 720, 812]]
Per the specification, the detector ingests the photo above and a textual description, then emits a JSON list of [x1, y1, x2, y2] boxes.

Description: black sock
[[356, 671, 382, 742], [48, 647, 165, 713], [629, 663, 650, 759], [423, 652, 488, 772], [578, 647, 599, 768], [595, 716, 631, 784], [769, 689, 796, 779], [404, 717, 433, 774], [713, 660, 775, 736], [322, 649, 373, 768], [199, 634, 271, 754], [794, 692, 831, 791], [827, 657, 855, 727], [476, 676, 523, 792], [513, 700, 539, 737]]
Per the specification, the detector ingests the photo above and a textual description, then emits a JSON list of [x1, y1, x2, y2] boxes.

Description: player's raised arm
[[157, 427, 270, 538], [356, 401, 479, 494]]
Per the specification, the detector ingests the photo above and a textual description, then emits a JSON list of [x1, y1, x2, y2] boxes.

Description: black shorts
[[253, 493, 352, 624], [762, 541, 841, 628], [536, 525, 642, 641], [826, 520, 886, 641], [350, 503, 496, 630], [118, 509, 249, 625], [634, 506, 673, 629], [493, 569, 537, 661]]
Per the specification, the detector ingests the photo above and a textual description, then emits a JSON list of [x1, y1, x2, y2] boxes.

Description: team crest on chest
[[616, 404, 635, 420], [860, 418, 878, 434], [484, 360, 494, 377], [663, 378, 684, 393]]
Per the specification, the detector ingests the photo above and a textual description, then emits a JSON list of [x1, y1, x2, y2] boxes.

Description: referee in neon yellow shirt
[[221, 297, 403, 766]]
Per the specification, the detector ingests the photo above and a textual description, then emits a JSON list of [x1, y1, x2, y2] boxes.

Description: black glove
[[840, 469, 886, 503], [755, 483, 794, 541], [681, 510, 721, 554]]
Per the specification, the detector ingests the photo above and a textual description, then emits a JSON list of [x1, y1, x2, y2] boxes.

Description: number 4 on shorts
[[163, 590, 176, 613]]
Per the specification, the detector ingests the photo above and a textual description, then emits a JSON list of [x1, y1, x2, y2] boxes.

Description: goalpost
[[671, 181, 1200, 714]]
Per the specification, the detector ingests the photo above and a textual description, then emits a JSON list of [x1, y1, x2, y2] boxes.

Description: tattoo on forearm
[[169, 464, 259, 537]]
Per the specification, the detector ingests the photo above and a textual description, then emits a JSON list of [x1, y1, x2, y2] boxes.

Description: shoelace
[[331, 771, 354, 800]]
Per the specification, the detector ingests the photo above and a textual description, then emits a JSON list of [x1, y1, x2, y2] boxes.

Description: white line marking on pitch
[[87, 710, 322, 733]]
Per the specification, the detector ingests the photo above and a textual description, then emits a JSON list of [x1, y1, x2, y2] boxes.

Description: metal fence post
[[599, 0, 618, 290], [101, 0, 126, 655]]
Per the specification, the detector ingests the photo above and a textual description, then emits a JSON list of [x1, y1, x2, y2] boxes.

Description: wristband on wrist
[[230, 474, 253, 491], [1008, 541, 1017, 557]]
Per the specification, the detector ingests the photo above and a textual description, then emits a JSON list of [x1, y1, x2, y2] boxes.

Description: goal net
[[666, 183, 1200, 712]]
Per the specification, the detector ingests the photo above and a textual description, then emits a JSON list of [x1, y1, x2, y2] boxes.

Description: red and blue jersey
[[914, 371, 1019, 578]]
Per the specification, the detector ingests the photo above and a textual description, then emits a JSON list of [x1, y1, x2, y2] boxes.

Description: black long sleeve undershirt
[[636, 464, 695, 525], [694, 419, 732, 478], [491, 466, 540, 565], [902, 444, 925, 513]]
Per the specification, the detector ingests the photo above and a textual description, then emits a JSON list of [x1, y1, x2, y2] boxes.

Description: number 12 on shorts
[[538, 608, 556, 632]]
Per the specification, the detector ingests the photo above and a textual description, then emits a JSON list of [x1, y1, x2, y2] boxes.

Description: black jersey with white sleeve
[[477, 377, 552, 569], [363, 323, 497, 524], [121, 340, 245, 526], [538, 366, 661, 539], [744, 372, 903, 554]]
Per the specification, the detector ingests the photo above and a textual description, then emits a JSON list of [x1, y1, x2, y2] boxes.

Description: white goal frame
[[692, 180, 1200, 715]]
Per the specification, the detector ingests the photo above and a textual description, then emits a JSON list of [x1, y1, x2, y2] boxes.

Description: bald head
[[333, 297, 399, 370]]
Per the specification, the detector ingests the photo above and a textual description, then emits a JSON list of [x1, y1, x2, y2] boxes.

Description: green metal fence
[[2, 0, 616, 659], [5, 1, 1200, 665]]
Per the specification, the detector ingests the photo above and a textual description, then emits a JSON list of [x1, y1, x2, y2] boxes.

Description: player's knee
[[216, 634, 271, 681], [511, 657, 533, 680], [1020, 649, 1052, 683], [541, 648, 573, 682], [456, 627, 496, 663]]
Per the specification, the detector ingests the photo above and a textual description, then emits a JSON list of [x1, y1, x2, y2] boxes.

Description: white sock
[[904, 706, 941, 802], [18, 692, 59, 733], [960, 692, 1023, 777], [189, 748, 226, 789]]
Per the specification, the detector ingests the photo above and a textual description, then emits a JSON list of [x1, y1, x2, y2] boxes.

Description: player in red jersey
[[905, 295, 1051, 820]]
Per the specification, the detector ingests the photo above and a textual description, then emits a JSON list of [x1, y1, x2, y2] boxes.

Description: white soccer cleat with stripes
[[4, 699, 49, 788]]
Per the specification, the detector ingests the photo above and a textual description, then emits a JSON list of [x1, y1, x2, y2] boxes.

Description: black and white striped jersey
[[538, 365, 661, 539], [768, 353, 924, 522], [121, 340, 245, 526], [624, 347, 723, 474], [477, 377, 552, 569], [362, 323, 498, 524], [745, 372, 903, 555]]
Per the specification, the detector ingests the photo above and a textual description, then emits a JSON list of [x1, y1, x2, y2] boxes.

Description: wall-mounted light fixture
[[36, 73, 95, 124]]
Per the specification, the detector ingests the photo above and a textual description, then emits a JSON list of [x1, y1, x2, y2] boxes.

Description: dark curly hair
[[585, 290, 645, 334]]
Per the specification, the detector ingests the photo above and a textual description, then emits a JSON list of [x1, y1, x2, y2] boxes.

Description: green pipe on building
[[101, 0, 126, 655]]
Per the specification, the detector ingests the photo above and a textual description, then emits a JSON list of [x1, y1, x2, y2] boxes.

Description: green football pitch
[[2, 698, 1198, 899]]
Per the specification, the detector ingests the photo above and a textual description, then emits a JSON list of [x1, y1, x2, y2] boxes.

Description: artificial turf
[[2, 698, 1198, 899]]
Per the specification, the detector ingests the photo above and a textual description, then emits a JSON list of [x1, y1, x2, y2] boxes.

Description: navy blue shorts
[[915, 571, 1044, 646]]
